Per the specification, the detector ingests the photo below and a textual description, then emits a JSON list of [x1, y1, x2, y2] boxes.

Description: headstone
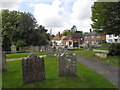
[[56, 47, 66, 60], [46, 45, 54, 57], [41, 46, 46, 52], [58, 51, 77, 77], [34, 46, 39, 53], [22, 53, 45, 84], [2, 52, 7, 72], [11, 45, 17, 53], [30, 46, 35, 53]]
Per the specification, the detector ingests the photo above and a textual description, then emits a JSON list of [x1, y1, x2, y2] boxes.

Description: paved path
[[76, 55, 119, 88]]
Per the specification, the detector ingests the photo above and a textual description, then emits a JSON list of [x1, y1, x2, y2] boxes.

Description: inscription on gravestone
[[58, 51, 77, 77], [22, 53, 45, 84], [46, 45, 54, 57]]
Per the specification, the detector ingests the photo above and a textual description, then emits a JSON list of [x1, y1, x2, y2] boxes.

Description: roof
[[51, 35, 62, 40]]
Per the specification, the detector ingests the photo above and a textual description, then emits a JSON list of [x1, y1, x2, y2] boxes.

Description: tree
[[62, 29, 72, 36], [1, 9, 21, 50], [91, 2, 120, 36]]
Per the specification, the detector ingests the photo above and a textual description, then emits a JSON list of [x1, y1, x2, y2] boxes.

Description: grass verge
[[70, 50, 120, 66], [2, 56, 116, 88]]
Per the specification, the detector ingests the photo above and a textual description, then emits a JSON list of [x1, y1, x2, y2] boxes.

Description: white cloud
[[0, 0, 23, 11]]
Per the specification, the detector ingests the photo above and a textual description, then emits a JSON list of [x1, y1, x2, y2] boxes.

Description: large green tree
[[91, 2, 120, 36], [1, 9, 50, 51]]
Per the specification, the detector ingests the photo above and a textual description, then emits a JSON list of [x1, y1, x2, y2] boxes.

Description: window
[[92, 36, 94, 39], [115, 39, 118, 42], [109, 35, 112, 38], [97, 35, 100, 38], [109, 39, 113, 43]]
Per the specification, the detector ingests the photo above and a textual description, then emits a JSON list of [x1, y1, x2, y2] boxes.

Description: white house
[[106, 34, 120, 43]]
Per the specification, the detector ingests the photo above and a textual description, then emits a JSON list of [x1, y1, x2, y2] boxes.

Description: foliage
[[16, 40, 26, 47], [62, 29, 72, 36], [109, 43, 120, 56], [1, 9, 50, 51], [91, 2, 120, 36]]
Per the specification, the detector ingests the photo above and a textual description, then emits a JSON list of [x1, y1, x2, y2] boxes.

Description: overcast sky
[[0, 0, 98, 35]]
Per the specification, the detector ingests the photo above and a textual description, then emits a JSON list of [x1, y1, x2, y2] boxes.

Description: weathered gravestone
[[2, 52, 7, 72], [11, 45, 17, 53], [30, 46, 35, 53], [58, 51, 77, 77], [41, 46, 46, 52], [34, 46, 40, 53], [46, 45, 54, 57], [56, 47, 66, 60], [22, 53, 45, 84]]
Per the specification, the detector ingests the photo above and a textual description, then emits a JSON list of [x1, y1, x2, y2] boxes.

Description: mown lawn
[[70, 50, 120, 66], [2, 56, 116, 88], [6, 52, 46, 59]]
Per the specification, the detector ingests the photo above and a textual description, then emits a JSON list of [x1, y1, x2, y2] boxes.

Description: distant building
[[51, 34, 63, 46], [106, 34, 120, 43], [84, 29, 106, 46], [62, 32, 83, 47]]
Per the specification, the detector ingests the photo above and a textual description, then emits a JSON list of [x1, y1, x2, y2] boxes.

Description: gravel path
[[76, 55, 119, 88]]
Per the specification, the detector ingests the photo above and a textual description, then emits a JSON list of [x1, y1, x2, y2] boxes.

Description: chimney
[[90, 29, 92, 32]]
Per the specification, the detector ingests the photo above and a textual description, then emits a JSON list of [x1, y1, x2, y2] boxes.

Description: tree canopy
[[1, 9, 50, 51], [91, 2, 120, 36]]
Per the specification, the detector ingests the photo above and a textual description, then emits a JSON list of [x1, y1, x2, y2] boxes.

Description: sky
[[1, 0, 114, 35]]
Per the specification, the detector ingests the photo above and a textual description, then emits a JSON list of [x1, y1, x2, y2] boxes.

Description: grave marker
[[22, 53, 45, 84]]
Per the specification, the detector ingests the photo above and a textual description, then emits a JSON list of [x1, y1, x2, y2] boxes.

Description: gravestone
[[58, 51, 77, 77], [30, 46, 35, 53], [11, 45, 17, 53], [46, 45, 54, 57], [34, 46, 39, 53], [2, 52, 7, 72], [22, 53, 45, 84], [41, 46, 46, 52], [56, 47, 66, 60]]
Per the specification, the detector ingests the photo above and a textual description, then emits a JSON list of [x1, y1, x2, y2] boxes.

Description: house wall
[[106, 34, 120, 43], [84, 34, 106, 45]]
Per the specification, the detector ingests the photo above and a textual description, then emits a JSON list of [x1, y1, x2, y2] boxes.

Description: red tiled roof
[[51, 35, 62, 40]]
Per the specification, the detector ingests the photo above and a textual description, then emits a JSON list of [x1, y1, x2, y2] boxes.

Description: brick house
[[62, 32, 83, 47], [84, 30, 106, 46]]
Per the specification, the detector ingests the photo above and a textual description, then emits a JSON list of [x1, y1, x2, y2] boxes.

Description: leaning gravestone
[[22, 53, 45, 84], [2, 52, 7, 72], [46, 45, 54, 57], [11, 45, 17, 53], [58, 51, 77, 77]]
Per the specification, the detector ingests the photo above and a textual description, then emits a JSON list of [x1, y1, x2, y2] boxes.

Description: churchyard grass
[[2, 56, 116, 88], [70, 50, 120, 66], [6, 52, 46, 59]]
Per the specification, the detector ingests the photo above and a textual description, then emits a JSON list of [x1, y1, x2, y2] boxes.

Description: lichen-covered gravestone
[[22, 53, 45, 84], [11, 45, 17, 53], [56, 47, 66, 60], [58, 51, 77, 77], [46, 46, 54, 57], [2, 52, 7, 72]]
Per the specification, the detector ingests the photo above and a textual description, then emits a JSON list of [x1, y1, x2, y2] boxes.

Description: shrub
[[109, 43, 120, 56]]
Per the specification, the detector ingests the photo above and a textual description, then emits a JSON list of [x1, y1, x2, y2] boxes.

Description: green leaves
[[91, 2, 120, 36]]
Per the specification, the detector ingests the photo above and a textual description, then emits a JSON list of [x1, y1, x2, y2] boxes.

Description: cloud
[[0, 0, 23, 11]]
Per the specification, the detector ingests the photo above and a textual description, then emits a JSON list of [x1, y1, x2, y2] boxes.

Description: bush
[[109, 43, 120, 56]]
